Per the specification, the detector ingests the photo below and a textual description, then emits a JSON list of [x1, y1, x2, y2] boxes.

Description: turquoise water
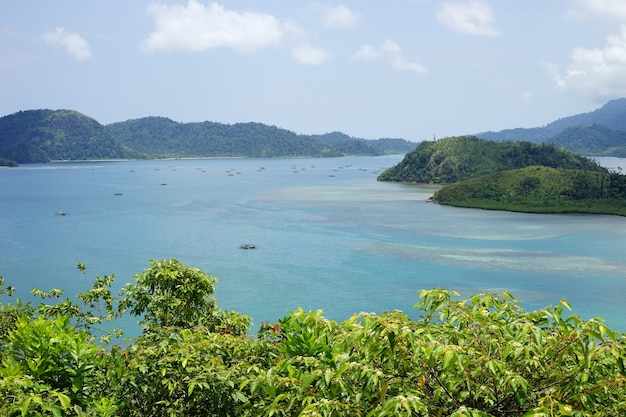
[[1, 155, 626, 335]]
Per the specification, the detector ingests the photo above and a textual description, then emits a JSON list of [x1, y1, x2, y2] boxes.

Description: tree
[[119, 258, 251, 334], [2, 261, 626, 416]]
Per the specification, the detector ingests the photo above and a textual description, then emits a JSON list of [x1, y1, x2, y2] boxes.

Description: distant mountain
[[377, 136, 606, 184], [0, 110, 416, 165], [310, 132, 416, 155], [476, 98, 626, 154], [106, 117, 337, 158], [547, 124, 626, 157]]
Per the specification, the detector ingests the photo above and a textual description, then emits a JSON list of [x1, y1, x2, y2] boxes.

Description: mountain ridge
[[0, 110, 416, 165], [476, 98, 626, 151], [3, 98, 626, 166]]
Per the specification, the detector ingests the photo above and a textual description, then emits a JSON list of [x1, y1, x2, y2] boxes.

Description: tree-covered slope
[[547, 124, 626, 157], [0, 110, 141, 163], [377, 136, 605, 184], [432, 165, 626, 216], [476, 97, 626, 144], [107, 118, 347, 158], [310, 132, 416, 155], [2, 261, 626, 416], [0, 109, 416, 164], [107, 118, 416, 158]]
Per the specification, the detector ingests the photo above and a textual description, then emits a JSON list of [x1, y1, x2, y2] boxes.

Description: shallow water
[[1, 155, 625, 335]]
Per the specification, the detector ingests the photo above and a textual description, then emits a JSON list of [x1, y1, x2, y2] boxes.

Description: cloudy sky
[[2, 1, 626, 141]]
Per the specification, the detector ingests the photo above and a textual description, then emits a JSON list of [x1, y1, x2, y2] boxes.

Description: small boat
[[56, 211, 70, 216], [239, 243, 256, 249]]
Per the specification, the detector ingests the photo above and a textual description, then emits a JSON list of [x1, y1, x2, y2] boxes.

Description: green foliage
[[109, 327, 276, 417], [0, 110, 142, 163], [107, 118, 394, 158], [32, 263, 122, 344], [478, 97, 626, 144], [2, 261, 626, 416], [119, 258, 251, 334], [432, 166, 626, 216], [0, 110, 416, 162], [0, 277, 31, 351], [5, 315, 103, 401], [548, 124, 626, 157], [0, 315, 117, 416], [377, 136, 605, 184], [243, 290, 626, 416]]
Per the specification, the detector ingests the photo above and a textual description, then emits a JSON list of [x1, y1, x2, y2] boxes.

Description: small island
[[431, 165, 626, 216], [378, 136, 626, 216]]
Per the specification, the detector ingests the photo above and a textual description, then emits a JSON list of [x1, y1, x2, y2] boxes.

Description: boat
[[239, 243, 256, 249]]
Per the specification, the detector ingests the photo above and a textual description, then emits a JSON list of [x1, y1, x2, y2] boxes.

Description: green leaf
[[56, 392, 72, 409], [560, 299, 573, 311], [20, 397, 31, 417], [443, 349, 456, 370]]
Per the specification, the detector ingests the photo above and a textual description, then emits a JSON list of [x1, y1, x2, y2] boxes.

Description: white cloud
[[550, 25, 626, 98], [515, 91, 533, 104], [568, 0, 626, 21], [143, 0, 285, 53], [321, 5, 358, 28], [436, 0, 499, 37], [352, 39, 428, 74], [43, 27, 92, 61], [292, 44, 330, 65]]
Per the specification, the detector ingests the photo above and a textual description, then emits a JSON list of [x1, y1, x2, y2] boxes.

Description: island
[[378, 136, 626, 216]]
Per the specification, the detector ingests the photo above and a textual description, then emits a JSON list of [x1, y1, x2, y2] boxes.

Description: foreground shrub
[[1, 262, 625, 416]]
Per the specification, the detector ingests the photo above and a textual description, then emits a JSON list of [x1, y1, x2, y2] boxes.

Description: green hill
[[106, 118, 395, 158], [547, 124, 626, 157], [0, 110, 140, 164], [377, 136, 605, 184], [431, 166, 626, 216], [477, 97, 626, 144], [0, 110, 416, 165]]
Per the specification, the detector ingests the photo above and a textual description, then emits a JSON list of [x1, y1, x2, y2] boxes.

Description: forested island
[[378, 136, 626, 216], [1, 259, 625, 416], [377, 136, 605, 183], [0, 110, 415, 165], [432, 165, 626, 216]]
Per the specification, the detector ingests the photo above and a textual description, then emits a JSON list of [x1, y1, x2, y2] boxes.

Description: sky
[[2, 1, 626, 141]]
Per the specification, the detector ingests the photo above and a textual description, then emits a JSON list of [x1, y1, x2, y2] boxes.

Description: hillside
[[431, 165, 626, 216], [476, 98, 626, 147], [0, 110, 140, 164], [376, 136, 605, 184], [547, 124, 626, 157], [0, 110, 415, 165], [106, 118, 413, 158]]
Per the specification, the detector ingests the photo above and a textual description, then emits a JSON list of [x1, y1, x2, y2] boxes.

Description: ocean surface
[[1, 155, 626, 336]]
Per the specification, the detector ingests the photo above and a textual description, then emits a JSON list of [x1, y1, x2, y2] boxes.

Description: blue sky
[[2, 1, 626, 141]]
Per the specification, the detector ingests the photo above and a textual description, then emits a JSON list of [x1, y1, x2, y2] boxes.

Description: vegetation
[[477, 97, 626, 144], [377, 136, 606, 184], [547, 124, 626, 157], [1, 260, 626, 416], [0, 157, 17, 167], [0, 110, 142, 164], [0, 110, 415, 165], [432, 166, 626, 216]]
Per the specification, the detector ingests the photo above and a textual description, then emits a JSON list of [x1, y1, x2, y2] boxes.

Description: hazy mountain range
[[476, 98, 626, 156], [1, 98, 626, 166]]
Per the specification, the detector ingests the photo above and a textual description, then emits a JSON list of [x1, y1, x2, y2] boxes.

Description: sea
[[1, 155, 626, 337]]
